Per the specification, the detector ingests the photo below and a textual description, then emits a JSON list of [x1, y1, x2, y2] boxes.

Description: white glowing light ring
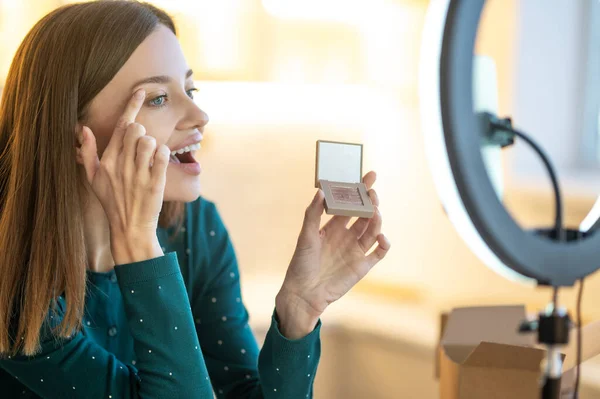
[[419, 0, 600, 286]]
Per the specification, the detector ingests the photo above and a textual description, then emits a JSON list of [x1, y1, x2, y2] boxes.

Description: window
[[581, 0, 600, 165], [506, 0, 600, 198]]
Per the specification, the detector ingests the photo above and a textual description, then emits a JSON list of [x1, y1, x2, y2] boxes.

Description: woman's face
[[83, 24, 208, 202]]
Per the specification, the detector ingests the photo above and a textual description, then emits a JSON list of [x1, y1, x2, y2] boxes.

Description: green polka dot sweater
[[0, 197, 321, 398]]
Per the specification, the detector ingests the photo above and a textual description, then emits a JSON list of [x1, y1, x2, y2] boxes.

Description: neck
[[83, 188, 115, 273]]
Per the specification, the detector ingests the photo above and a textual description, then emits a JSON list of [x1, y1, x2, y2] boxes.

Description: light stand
[[419, 1, 598, 397], [519, 287, 572, 399], [484, 111, 574, 399]]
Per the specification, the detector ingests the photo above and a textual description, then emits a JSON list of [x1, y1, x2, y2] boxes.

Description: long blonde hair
[[0, 1, 183, 356]]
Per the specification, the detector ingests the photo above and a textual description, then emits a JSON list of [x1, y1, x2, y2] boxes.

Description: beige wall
[[200, 0, 600, 321], [0, 0, 62, 85]]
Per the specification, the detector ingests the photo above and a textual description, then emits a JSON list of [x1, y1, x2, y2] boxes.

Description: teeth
[[169, 153, 180, 164], [170, 142, 202, 156]]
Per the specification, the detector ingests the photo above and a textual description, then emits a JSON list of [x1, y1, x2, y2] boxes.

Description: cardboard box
[[435, 305, 600, 399]]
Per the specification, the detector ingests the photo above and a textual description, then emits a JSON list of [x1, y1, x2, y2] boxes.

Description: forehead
[[105, 24, 189, 93]]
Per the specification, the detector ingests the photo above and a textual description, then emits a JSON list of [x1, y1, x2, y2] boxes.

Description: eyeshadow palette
[[314, 140, 375, 218]]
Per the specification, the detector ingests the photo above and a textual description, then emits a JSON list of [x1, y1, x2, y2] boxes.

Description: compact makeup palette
[[314, 140, 375, 218]]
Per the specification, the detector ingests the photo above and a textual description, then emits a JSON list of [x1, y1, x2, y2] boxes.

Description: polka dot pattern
[[3, 201, 321, 399]]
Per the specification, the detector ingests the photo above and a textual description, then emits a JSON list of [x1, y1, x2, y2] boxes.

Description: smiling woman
[[0, 1, 390, 399], [0, 1, 319, 398], [82, 23, 208, 205]]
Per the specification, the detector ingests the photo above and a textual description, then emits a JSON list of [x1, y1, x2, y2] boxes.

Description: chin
[[163, 179, 202, 203]]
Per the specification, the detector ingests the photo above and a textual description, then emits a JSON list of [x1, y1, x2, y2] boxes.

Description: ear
[[77, 126, 100, 184], [75, 123, 85, 165]]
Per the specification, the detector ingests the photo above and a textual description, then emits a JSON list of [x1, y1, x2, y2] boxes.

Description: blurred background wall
[[2, 0, 600, 397]]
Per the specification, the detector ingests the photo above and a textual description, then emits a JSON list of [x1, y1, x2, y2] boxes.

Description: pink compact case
[[314, 140, 374, 218]]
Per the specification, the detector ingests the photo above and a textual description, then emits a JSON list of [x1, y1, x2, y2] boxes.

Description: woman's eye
[[186, 88, 198, 99], [149, 95, 167, 107]]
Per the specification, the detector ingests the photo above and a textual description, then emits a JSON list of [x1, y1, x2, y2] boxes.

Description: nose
[[197, 108, 209, 129], [179, 99, 209, 132]]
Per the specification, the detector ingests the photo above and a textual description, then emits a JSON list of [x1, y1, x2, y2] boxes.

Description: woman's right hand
[[78, 89, 170, 264]]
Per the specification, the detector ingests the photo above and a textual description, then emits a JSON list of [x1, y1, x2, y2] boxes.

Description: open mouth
[[170, 151, 197, 164], [169, 143, 201, 164]]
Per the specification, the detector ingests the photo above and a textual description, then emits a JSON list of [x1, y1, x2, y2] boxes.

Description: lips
[[166, 131, 203, 178]]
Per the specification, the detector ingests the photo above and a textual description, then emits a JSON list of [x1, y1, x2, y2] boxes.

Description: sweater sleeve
[[193, 201, 321, 399], [0, 252, 214, 399]]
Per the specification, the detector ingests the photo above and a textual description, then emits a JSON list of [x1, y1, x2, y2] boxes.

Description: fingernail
[[315, 189, 324, 202], [134, 89, 145, 99]]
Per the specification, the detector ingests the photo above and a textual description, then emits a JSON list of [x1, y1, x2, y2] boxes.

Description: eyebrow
[[131, 69, 194, 91]]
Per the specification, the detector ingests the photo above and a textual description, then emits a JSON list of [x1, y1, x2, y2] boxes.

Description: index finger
[[104, 89, 146, 158]]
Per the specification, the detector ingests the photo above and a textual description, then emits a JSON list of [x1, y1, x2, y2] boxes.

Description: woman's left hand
[[276, 171, 391, 339]]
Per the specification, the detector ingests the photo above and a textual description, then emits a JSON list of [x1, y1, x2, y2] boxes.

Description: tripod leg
[[542, 347, 563, 399], [542, 376, 561, 399]]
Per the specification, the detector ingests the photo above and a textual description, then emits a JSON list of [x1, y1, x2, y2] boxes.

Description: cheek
[[136, 114, 176, 147], [88, 109, 176, 154]]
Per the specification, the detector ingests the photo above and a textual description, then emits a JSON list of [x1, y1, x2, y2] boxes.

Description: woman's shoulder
[[184, 196, 234, 271], [185, 196, 232, 247]]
